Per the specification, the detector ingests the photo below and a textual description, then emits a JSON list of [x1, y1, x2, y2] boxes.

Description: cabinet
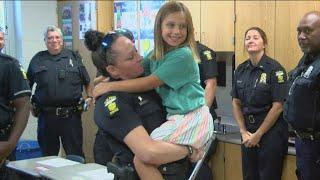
[[182, 1, 234, 51], [235, 0, 276, 66], [235, 0, 320, 69], [209, 141, 297, 180], [275, 1, 320, 71]]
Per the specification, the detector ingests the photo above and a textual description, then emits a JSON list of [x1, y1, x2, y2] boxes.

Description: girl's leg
[[134, 156, 163, 180]]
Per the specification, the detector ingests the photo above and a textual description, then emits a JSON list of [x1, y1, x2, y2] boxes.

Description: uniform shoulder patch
[[20, 67, 27, 80], [203, 50, 213, 61], [104, 96, 119, 116], [275, 70, 285, 83]]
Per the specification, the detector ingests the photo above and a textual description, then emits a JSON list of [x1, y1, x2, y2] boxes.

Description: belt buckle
[[56, 107, 69, 118], [248, 115, 255, 124]]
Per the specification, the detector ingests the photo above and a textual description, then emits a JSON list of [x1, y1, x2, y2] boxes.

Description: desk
[[40, 163, 114, 180], [6, 156, 80, 177]]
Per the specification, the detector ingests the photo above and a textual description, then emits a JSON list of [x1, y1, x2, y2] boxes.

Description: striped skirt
[[150, 105, 214, 149]]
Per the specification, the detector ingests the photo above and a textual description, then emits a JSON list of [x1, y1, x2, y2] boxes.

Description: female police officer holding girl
[[231, 27, 288, 180], [85, 29, 202, 179]]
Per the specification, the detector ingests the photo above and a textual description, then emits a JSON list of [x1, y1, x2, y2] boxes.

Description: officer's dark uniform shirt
[[197, 42, 219, 110], [284, 53, 320, 131], [0, 54, 31, 128], [94, 81, 166, 164], [27, 49, 90, 107], [231, 55, 287, 116]]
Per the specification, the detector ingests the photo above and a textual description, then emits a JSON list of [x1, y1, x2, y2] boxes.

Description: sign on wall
[[61, 5, 73, 49], [79, 1, 96, 40]]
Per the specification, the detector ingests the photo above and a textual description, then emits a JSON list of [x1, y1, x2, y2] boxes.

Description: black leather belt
[[41, 106, 79, 118], [295, 130, 320, 140]]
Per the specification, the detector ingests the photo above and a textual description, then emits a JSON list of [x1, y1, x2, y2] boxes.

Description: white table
[[6, 156, 80, 177], [39, 163, 114, 180]]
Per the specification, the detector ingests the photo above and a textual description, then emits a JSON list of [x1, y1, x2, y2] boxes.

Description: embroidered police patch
[[104, 96, 119, 116], [203, 50, 213, 60], [275, 71, 285, 83], [259, 73, 267, 84]]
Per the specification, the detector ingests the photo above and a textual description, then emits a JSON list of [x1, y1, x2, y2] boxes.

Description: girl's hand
[[93, 82, 110, 99], [93, 76, 109, 86]]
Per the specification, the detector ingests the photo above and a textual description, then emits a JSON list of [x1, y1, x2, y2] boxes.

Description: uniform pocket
[[67, 67, 82, 85], [236, 83, 245, 100], [34, 66, 49, 87], [251, 84, 271, 107]]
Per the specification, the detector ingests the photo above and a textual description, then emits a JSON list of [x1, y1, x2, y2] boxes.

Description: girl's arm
[[93, 74, 164, 98]]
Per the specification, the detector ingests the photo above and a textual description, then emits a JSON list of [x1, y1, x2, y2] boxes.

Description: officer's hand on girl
[[189, 147, 204, 163]]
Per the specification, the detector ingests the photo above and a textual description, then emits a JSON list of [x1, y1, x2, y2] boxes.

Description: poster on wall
[[139, 1, 165, 56], [62, 5, 73, 50], [113, 0, 165, 56], [114, 1, 139, 46], [79, 1, 96, 39]]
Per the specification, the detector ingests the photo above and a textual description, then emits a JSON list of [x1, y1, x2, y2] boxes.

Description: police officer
[[27, 25, 92, 157], [85, 30, 195, 180], [84, 28, 136, 166], [231, 27, 288, 180], [190, 41, 218, 180], [284, 11, 320, 180], [197, 41, 219, 120], [0, 54, 31, 178]]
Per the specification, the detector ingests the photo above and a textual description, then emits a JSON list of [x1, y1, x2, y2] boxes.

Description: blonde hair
[[151, 1, 199, 62]]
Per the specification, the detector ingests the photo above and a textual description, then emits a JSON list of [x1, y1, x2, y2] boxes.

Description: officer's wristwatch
[[187, 145, 193, 157]]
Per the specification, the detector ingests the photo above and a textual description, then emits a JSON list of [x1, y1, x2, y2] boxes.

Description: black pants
[[242, 120, 288, 180], [37, 112, 84, 157], [0, 130, 18, 180], [295, 138, 320, 180], [93, 130, 114, 165]]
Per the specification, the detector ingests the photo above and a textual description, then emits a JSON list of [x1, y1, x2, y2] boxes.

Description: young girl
[[93, 2, 213, 179]]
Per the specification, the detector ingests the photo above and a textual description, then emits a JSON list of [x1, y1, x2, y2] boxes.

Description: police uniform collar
[[304, 53, 320, 65], [247, 54, 269, 70], [48, 49, 69, 61], [109, 75, 144, 82]]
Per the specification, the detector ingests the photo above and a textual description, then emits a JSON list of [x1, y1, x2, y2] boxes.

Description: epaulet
[[0, 53, 17, 62]]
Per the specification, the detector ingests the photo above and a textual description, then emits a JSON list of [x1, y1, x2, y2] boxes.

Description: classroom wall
[[14, 1, 58, 141]]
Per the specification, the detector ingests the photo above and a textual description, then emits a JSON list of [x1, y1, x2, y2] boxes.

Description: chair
[[66, 154, 85, 164], [188, 133, 216, 180]]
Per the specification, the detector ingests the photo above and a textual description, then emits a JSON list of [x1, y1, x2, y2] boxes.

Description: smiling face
[[161, 11, 187, 50], [107, 36, 144, 80], [297, 12, 320, 55], [244, 29, 266, 54], [46, 30, 64, 55]]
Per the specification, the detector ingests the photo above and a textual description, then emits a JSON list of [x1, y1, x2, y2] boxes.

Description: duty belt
[[295, 130, 320, 141], [41, 106, 80, 118], [244, 113, 266, 124]]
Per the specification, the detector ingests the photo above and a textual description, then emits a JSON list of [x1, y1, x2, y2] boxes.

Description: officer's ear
[[106, 65, 119, 78]]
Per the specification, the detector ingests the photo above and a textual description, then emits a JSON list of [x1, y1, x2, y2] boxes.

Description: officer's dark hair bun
[[84, 30, 104, 51]]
